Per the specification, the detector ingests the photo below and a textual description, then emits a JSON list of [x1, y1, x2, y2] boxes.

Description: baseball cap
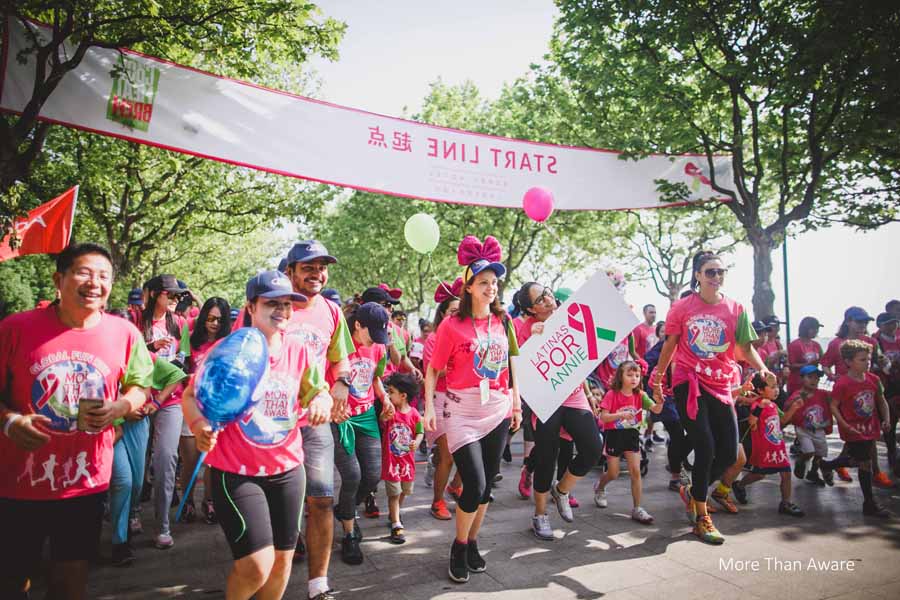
[[409, 341, 424, 360], [844, 306, 873, 322], [127, 288, 143, 305], [277, 257, 288, 273], [751, 320, 767, 332], [762, 315, 784, 327], [361, 286, 400, 306], [246, 270, 307, 303], [799, 365, 825, 377], [356, 302, 390, 344], [465, 258, 507, 281], [321, 288, 342, 306], [287, 240, 337, 266], [876, 312, 899, 327], [148, 274, 183, 294]]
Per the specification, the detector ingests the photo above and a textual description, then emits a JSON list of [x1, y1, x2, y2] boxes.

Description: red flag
[[0, 186, 78, 262]]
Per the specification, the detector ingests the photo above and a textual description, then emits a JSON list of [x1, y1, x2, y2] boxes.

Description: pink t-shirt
[[205, 333, 324, 476], [821, 335, 877, 378], [429, 314, 516, 392], [785, 388, 832, 434], [632, 322, 657, 360], [422, 332, 446, 392], [873, 330, 900, 392], [347, 340, 386, 417], [0, 307, 154, 500], [517, 316, 590, 411], [599, 389, 653, 431], [145, 313, 188, 409], [381, 407, 423, 482], [832, 372, 882, 442], [749, 400, 790, 469], [787, 338, 823, 393]]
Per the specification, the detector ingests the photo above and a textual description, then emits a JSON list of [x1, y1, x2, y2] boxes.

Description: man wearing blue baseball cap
[[283, 240, 354, 600]]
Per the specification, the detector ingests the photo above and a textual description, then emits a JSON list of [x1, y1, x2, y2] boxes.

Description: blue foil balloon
[[195, 328, 269, 428]]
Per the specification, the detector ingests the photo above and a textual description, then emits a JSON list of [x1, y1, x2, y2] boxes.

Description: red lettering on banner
[[534, 154, 544, 171], [520, 153, 532, 171], [443, 141, 457, 161], [368, 126, 387, 148], [549, 347, 567, 366], [504, 151, 515, 169], [547, 155, 558, 174], [427, 137, 438, 157], [392, 131, 412, 152], [111, 96, 153, 123], [490, 147, 502, 167]]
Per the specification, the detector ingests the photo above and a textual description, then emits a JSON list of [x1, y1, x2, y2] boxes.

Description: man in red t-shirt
[[0, 243, 154, 599], [632, 304, 658, 360]]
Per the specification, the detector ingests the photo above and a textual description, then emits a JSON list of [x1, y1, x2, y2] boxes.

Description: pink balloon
[[522, 187, 554, 222]]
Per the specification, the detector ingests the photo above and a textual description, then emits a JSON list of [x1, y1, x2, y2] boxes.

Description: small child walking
[[593, 361, 664, 524], [785, 365, 834, 486], [381, 373, 424, 543]]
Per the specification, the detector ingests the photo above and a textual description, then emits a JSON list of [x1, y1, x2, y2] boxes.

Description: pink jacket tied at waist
[[671, 363, 734, 420]]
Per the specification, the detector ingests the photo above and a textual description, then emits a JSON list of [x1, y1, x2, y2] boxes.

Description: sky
[[308, 0, 898, 336]]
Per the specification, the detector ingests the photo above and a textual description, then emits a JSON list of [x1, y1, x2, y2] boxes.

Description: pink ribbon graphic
[[568, 303, 599, 360]]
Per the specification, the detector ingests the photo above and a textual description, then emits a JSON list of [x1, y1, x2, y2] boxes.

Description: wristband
[[3, 414, 22, 437], [512, 408, 523, 414]]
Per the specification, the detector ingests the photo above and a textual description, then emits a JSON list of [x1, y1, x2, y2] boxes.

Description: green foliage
[[0, 254, 56, 318]]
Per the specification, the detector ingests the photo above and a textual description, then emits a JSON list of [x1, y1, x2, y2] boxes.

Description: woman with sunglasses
[[513, 282, 603, 540], [178, 297, 232, 524], [653, 250, 774, 544]]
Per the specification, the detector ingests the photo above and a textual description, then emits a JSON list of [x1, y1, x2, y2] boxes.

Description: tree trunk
[[747, 228, 777, 319]]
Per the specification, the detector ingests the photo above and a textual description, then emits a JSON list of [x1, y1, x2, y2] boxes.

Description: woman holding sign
[[513, 282, 603, 540], [424, 235, 522, 584], [182, 271, 332, 600], [653, 251, 774, 545]]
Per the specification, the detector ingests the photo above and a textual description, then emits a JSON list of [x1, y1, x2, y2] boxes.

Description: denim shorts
[[301, 422, 335, 497]]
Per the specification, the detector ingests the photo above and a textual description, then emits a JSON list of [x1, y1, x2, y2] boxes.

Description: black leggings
[[558, 438, 574, 479], [662, 419, 692, 474], [532, 407, 603, 494], [452, 418, 510, 513], [674, 383, 738, 503]]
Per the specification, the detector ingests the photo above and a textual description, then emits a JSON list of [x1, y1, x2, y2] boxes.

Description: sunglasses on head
[[703, 268, 727, 278]]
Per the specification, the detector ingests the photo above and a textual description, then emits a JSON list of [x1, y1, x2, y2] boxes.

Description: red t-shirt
[[598, 389, 653, 431], [821, 335, 877, 378], [0, 307, 154, 500], [380, 407, 423, 482], [204, 333, 326, 476], [347, 340, 386, 417], [832, 372, 882, 442], [632, 322, 658, 360], [785, 388, 833, 434], [749, 400, 790, 469], [593, 336, 633, 389], [428, 314, 518, 392], [517, 316, 591, 411], [873, 330, 900, 393], [787, 338, 823, 393]]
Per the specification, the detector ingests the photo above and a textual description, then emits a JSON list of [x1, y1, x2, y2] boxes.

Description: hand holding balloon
[[193, 421, 218, 453]]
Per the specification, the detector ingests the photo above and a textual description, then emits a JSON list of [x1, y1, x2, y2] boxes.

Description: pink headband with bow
[[434, 277, 463, 303], [378, 283, 403, 300]]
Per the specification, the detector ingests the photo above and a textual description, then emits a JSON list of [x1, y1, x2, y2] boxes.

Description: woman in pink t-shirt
[[424, 235, 522, 584], [182, 271, 331, 599], [653, 250, 773, 545], [512, 281, 603, 540], [425, 277, 463, 521]]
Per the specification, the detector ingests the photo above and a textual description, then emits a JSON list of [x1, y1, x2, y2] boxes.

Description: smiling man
[[0, 243, 154, 600]]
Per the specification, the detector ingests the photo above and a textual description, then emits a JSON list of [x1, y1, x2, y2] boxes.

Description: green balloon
[[404, 213, 440, 254]]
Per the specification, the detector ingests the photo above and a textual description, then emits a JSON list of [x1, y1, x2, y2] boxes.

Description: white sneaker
[[155, 532, 174, 549], [532, 514, 554, 540], [631, 506, 654, 524], [593, 482, 608, 508], [550, 481, 574, 522]]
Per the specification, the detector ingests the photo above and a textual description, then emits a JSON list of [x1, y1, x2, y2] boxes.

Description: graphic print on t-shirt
[[613, 405, 638, 429], [685, 314, 730, 359], [349, 356, 375, 399], [288, 323, 329, 363], [763, 413, 783, 444], [31, 358, 108, 432], [238, 370, 299, 447], [607, 342, 629, 369], [472, 338, 507, 380], [388, 421, 413, 456], [853, 390, 874, 418], [803, 404, 829, 429]]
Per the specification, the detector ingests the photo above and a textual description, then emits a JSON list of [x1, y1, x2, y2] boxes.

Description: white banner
[[512, 271, 639, 423], [1, 18, 735, 211]]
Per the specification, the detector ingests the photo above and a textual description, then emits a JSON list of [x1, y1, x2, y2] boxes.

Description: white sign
[[512, 271, 639, 422], [0, 18, 736, 211]]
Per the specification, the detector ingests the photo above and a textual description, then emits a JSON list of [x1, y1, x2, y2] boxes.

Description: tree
[[1, 0, 345, 240], [552, 0, 900, 317]]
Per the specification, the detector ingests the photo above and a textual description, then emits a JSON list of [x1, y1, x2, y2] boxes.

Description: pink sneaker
[[568, 494, 579, 508], [518, 467, 532, 499]]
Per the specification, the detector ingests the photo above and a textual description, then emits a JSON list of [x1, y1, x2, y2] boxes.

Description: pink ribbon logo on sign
[[567, 303, 617, 360]]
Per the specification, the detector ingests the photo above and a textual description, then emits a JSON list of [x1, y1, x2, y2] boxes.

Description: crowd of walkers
[[0, 239, 897, 599]]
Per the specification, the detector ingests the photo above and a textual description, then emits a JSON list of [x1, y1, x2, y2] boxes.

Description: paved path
[[32, 434, 900, 599]]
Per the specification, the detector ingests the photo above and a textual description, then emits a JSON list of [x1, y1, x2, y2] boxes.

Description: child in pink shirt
[[381, 373, 424, 544]]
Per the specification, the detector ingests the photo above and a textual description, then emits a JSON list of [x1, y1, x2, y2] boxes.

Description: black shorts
[[844, 440, 875, 463], [0, 492, 104, 582], [603, 428, 641, 458], [749, 465, 791, 475], [211, 465, 306, 560]]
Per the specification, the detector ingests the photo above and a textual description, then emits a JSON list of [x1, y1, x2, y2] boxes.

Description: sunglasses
[[206, 316, 222, 324], [703, 268, 728, 278]]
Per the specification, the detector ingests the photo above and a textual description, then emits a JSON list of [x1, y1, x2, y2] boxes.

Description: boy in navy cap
[[784, 365, 834, 486]]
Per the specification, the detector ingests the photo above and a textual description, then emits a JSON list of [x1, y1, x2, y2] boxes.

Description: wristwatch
[[335, 376, 352, 389]]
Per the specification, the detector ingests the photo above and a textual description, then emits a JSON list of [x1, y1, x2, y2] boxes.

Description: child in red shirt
[[381, 373, 424, 544], [819, 340, 891, 517], [784, 366, 833, 486], [732, 373, 804, 516]]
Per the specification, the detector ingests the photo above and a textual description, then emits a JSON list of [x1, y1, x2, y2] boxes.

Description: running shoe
[[128, 516, 143, 536], [873, 472, 895, 488], [203, 499, 217, 524], [793, 458, 807, 480], [181, 502, 196, 523], [631, 506, 654, 524], [710, 489, 739, 514], [448, 541, 469, 583], [789, 439, 801, 456], [466, 539, 486, 572], [822, 469, 835, 486], [431, 500, 452, 520], [679, 466, 692, 488], [668, 479, 681, 492], [862, 500, 890, 518], [693, 515, 725, 545], [593, 483, 608, 508], [836, 467, 852, 482], [111, 543, 135, 567], [778, 501, 805, 517], [363, 492, 380, 518], [568, 494, 579, 508], [652, 431, 667, 444], [532, 514, 554, 540], [309, 592, 336, 600], [502, 444, 512, 464], [389, 525, 406, 544], [446, 483, 463, 502], [732, 480, 748, 505], [353, 518, 363, 541], [155, 533, 174, 550], [518, 466, 532, 499], [550, 482, 574, 522], [424, 455, 435, 488], [643, 437, 654, 453], [679, 485, 696, 524], [492, 472, 503, 484], [805, 469, 826, 487], [340, 533, 363, 565]]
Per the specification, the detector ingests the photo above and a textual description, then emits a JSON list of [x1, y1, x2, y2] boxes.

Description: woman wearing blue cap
[[182, 270, 332, 600]]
